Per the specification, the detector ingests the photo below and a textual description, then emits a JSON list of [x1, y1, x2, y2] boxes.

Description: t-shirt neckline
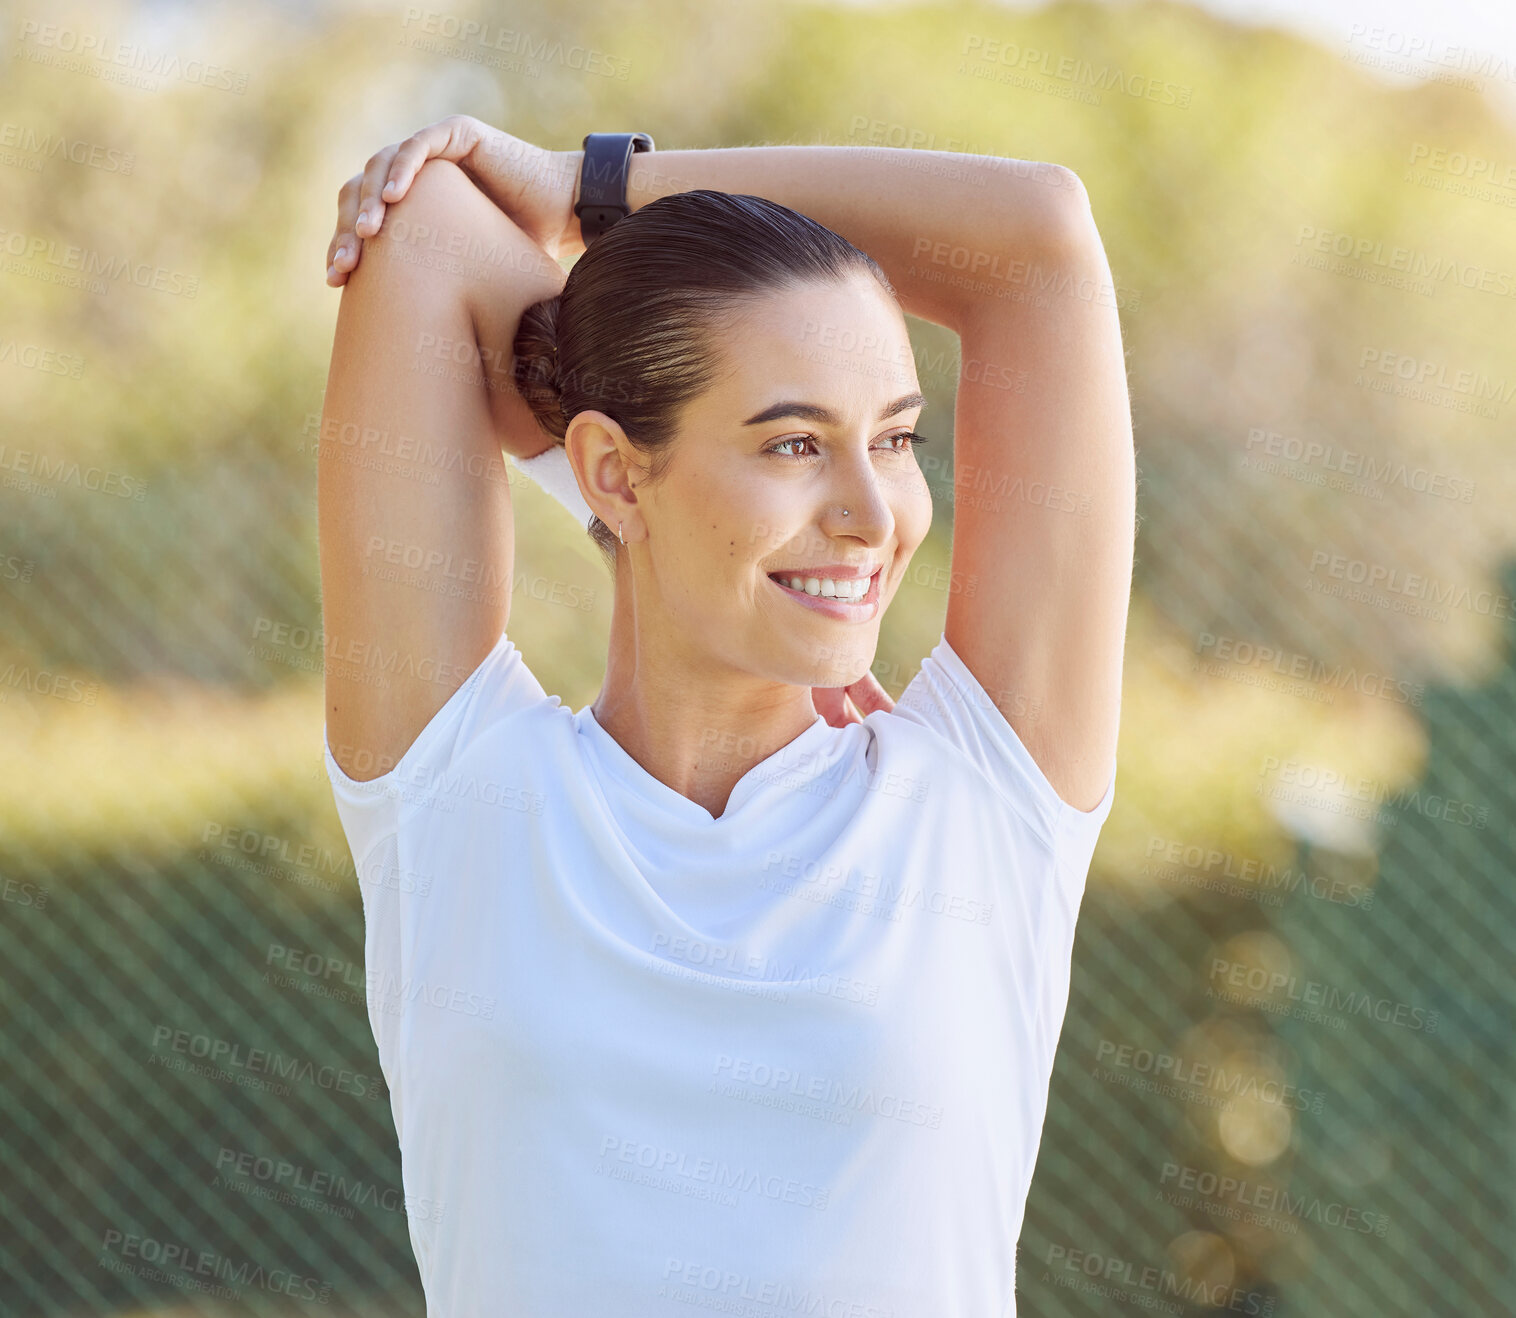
[[576, 705, 833, 826]]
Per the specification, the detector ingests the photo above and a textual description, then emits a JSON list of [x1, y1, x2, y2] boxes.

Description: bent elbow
[[1046, 165, 1099, 248]]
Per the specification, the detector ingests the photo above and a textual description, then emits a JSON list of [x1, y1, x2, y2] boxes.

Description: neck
[[589, 557, 819, 819]]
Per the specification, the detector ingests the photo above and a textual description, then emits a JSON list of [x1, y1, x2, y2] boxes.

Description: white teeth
[[779, 574, 871, 601]]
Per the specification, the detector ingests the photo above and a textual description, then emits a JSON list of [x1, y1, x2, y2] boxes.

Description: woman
[[318, 116, 1133, 1317]]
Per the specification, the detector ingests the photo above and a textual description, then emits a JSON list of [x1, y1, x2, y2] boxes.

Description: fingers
[[326, 144, 403, 286], [384, 117, 478, 205], [844, 670, 895, 716], [811, 687, 854, 728], [814, 670, 893, 728], [380, 137, 431, 208], [326, 173, 364, 286], [353, 145, 401, 240], [326, 117, 488, 287]]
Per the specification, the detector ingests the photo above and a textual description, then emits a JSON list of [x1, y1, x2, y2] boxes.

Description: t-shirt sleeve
[[893, 632, 1118, 1075], [322, 631, 551, 871], [892, 631, 1117, 888]]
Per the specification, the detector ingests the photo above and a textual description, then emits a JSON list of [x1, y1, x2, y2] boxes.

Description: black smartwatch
[[573, 132, 655, 244]]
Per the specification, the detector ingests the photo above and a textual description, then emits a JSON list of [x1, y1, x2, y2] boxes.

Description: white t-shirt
[[323, 630, 1115, 1318]]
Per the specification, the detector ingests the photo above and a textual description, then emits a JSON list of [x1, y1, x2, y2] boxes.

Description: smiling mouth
[[766, 568, 882, 614]]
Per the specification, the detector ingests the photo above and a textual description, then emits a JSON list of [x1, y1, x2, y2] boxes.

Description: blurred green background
[[2, 0, 1513, 1313]]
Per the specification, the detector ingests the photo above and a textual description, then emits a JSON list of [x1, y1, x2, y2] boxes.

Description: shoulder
[[875, 635, 1117, 852], [324, 633, 561, 859]]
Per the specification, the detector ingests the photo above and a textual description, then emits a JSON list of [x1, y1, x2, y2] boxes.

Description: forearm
[[373, 159, 566, 457], [620, 145, 1089, 330]]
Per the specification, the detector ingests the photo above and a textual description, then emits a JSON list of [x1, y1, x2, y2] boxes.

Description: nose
[[818, 460, 894, 545]]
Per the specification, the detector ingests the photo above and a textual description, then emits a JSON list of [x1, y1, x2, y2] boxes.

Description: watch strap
[[574, 132, 655, 244]]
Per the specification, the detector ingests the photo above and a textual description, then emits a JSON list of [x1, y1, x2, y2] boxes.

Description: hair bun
[[513, 293, 568, 439]]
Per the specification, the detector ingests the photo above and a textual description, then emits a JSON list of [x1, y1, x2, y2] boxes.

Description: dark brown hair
[[511, 189, 896, 569]]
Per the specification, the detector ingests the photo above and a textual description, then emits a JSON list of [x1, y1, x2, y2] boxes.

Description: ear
[[564, 410, 642, 537]]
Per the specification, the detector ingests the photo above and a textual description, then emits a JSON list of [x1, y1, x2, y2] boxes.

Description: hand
[[812, 671, 895, 727], [326, 115, 584, 286]]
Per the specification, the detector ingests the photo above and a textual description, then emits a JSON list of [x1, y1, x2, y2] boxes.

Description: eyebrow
[[741, 391, 927, 427]]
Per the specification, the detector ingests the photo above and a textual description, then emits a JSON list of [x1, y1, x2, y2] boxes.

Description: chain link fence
[[2, 0, 1512, 1314]]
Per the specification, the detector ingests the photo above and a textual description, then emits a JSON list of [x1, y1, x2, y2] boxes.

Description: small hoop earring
[[618, 521, 625, 545]]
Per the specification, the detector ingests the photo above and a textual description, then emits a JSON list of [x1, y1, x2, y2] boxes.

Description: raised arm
[[332, 129, 1133, 808], [622, 145, 1083, 330], [941, 203, 1133, 814], [618, 146, 1131, 812], [318, 159, 564, 782]]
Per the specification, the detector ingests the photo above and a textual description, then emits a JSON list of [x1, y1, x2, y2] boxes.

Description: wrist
[[557, 148, 588, 258], [573, 134, 655, 249]]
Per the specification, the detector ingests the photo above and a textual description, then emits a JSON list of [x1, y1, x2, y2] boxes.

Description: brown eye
[[768, 434, 821, 457]]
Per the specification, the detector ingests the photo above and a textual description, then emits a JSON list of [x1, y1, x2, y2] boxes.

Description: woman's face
[[628, 274, 933, 690]]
